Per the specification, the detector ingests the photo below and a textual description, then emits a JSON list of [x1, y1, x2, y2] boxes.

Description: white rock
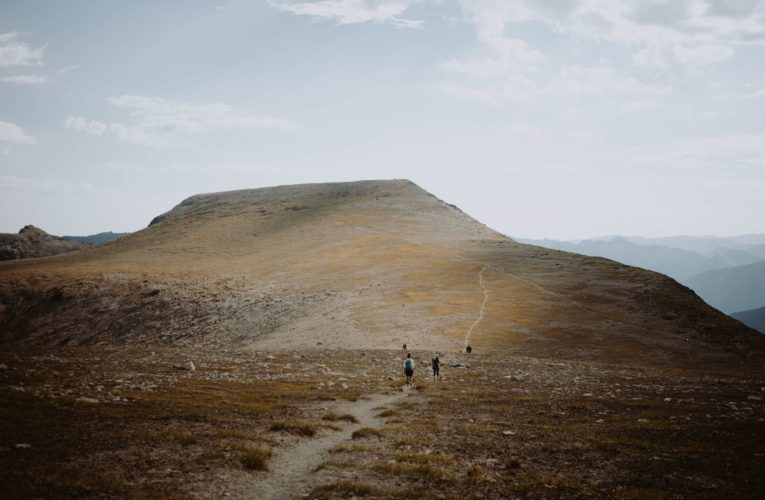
[[184, 361, 196, 371], [15, 443, 31, 449], [748, 395, 762, 401], [502, 430, 515, 435], [663, 397, 672, 402], [77, 397, 99, 404]]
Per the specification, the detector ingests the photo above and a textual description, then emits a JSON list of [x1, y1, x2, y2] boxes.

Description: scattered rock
[[452, 363, 469, 368], [0, 363, 8, 370], [747, 395, 762, 401], [505, 456, 522, 470], [15, 443, 32, 449], [663, 397, 672, 402], [502, 430, 515, 435], [173, 361, 196, 371], [511, 372, 524, 382], [596, 418, 604, 423], [76, 397, 99, 404]]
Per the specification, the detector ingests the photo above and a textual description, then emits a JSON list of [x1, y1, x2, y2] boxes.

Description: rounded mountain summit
[[1, 179, 762, 369]]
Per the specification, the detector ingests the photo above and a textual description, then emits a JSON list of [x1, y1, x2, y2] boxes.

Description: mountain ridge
[[1, 180, 762, 369]]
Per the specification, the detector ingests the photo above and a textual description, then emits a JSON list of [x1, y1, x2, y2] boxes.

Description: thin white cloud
[[65, 95, 298, 148], [64, 116, 108, 136], [672, 43, 734, 65], [0, 175, 94, 195], [270, 0, 425, 29], [0, 32, 46, 66], [0, 119, 37, 144], [743, 88, 765, 99], [444, 65, 671, 105], [622, 99, 659, 112], [443, 75, 540, 105], [455, 1, 765, 69], [624, 133, 765, 175], [0, 74, 47, 86], [56, 65, 79, 75], [547, 66, 671, 97]]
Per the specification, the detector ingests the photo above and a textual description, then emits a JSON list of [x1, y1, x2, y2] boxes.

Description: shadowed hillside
[[1, 180, 763, 369]]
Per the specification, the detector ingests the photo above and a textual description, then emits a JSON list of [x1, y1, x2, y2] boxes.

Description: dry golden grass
[[236, 447, 272, 471], [351, 427, 384, 440], [322, 411, 358, 423]]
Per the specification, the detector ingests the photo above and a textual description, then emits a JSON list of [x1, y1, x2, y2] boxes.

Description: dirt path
[[465, 265, 488, 348], [233, 390, 408, 499]]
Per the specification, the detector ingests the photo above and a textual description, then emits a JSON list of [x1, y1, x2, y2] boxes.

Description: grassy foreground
[[1, 346, 764, 498]]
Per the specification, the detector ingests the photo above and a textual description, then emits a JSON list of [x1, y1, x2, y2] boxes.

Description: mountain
[[0, 225, 84, 261], [1, 180, 762, 369], [515, 236, 709, 282], [623, 235, 751, 255], [63, 231, 130, 245], [517, 235, 765, 283], [732, 306, 765, 334], [686, 260, 765, 314]]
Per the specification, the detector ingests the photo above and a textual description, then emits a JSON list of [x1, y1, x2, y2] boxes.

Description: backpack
[[405, 358, 413, 370]]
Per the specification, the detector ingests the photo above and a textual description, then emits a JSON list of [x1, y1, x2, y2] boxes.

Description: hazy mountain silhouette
[[515, 235, 764, 283], [686, 260, 765, 314], [732, 306, 765, 334], [63, 231, 130, 245]]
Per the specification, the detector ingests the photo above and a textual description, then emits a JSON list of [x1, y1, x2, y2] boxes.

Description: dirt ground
[[2, 346, 763, 499]]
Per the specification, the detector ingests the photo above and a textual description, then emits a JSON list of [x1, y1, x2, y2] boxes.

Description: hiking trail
[[465, 264, 489, 348], [232, 391, 407, 499]]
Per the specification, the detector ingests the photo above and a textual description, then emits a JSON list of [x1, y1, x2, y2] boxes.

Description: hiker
[[403, 343, 407, 350], [404, 353, 414, 386], [431, 354, 440, 380], [466, 344, 472, 354]]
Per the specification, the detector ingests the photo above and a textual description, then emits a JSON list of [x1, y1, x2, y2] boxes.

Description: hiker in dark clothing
[[404, 353, 414, 386], [431, 355, 440, 380], [466, 344, 472, 354]]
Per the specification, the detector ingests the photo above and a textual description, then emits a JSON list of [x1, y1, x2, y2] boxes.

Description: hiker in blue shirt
[[404, 353, 414, 386]]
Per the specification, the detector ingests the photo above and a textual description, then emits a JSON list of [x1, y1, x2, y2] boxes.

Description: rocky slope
[[0, 225, 83, 261], [1, 180, 762, 370]]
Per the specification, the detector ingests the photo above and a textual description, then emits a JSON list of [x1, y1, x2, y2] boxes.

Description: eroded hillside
[[1, 180, 762, 369]]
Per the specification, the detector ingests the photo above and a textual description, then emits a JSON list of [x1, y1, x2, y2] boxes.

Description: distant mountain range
[[732, 306, 765, 334], [63, 231, 130, 245], [686, 261, 765, 314], [516, 234, 765, 324]]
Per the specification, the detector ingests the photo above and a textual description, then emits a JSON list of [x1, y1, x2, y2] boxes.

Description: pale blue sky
[[1, 0, 764, 239]]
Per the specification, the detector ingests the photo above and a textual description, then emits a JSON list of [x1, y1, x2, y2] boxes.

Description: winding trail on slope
[[465, 265, 489, 349], [237, 391, 408, 500]]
